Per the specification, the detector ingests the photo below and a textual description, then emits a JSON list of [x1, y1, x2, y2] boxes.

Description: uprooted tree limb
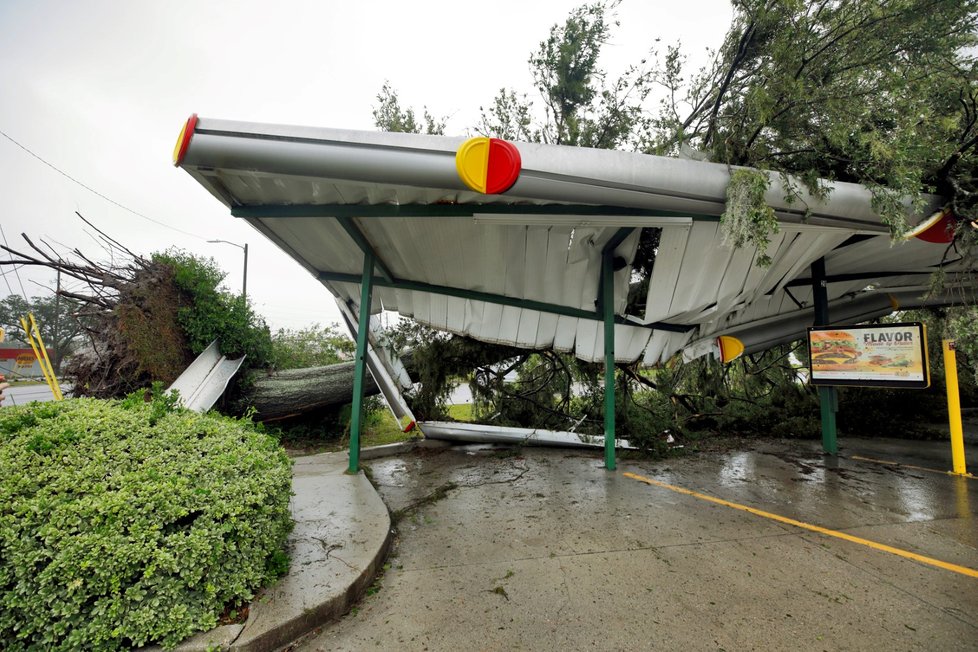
[[1, 215, 194, 397], [0, 215, 522, 421]]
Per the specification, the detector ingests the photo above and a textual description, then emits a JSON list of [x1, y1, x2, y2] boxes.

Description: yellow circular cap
[[455, 137, 490, 193], [717, 336, 745, 363]]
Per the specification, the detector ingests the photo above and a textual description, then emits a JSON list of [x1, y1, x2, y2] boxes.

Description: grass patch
[[279, 408, 418, 457], [445, 403, 474, 422]]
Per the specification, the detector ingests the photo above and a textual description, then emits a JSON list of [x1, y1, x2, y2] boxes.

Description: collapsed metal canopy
[[177, 117, 968, 364], [175, 116, 974, 469]]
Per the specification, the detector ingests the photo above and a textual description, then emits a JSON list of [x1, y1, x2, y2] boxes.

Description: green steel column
[[811, 258, 838, 455], [602, 250, 617, 470], [348, 251, 375, 474]]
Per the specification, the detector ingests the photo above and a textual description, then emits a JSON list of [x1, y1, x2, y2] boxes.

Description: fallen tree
[[235, 335, 529, 422], [0, 214, 271, 399], [1, 219, 525, 422], [234, 358, 412, 421]]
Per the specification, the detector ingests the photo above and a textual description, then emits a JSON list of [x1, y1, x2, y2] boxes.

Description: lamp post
[[207, 240, 248, 301]]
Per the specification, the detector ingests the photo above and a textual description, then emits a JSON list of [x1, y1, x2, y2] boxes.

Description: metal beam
[[335, 216, 394, 282], [811, 257, 838, 455], [348, 251, 375, 474], [602, 227, 636, 255], [602, 249, 617, 470], [317, 271, 692, 333], [231, 203, 717, 221], [784, 270, 935, 289]]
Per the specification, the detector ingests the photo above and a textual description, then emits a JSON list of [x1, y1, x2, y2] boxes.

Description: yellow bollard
[[942, 339, 968, 476], [19, 314, 63, 401], [28, 314, 62, 400]]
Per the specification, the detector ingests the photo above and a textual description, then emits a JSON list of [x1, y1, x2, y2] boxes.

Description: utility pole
[[53, 269, 61, 374], [207, 240, 249, 301]]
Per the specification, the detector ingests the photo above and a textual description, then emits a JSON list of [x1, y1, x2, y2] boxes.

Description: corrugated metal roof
[[177, 117, 972, 365]]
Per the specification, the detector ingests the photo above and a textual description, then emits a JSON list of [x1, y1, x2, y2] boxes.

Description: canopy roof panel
[[177, 117, 971, 365]]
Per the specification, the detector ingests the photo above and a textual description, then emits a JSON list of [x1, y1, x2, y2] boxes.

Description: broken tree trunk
[[234, 355, 417, 421], [234, 338, 526, 422]]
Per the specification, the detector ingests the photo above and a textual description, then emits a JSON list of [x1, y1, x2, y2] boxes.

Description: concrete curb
[[229, 453, 393, 652], [358, 438, 452, 461], [159, 442, 450, 652]]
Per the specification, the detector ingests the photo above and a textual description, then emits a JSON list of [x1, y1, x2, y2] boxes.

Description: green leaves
[[0, 398, 292, 650], [152, 250, 273, 368], [720, 169, 780, 267], [372, 81, 446, 135], [529, 1, 651, 149], [660, 0, 978, 237]]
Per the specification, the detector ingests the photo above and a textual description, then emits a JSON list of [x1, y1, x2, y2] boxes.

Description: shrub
[[0, 395, 293, 650], [153, 250, 273, 368]]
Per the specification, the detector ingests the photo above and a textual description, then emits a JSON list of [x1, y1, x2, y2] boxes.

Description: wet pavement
[[1, 382, 63, 405], [293, 437, 977, 652]]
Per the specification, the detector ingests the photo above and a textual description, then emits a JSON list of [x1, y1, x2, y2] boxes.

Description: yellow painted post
[[942, 339, 967, 476], [19, 315, 62, 400], [28, 315, 62, 400]]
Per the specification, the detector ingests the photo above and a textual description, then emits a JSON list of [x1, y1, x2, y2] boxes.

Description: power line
[[0, 128, 206, 241], [0, 253, 16, 295], [0, 224, 29, 300]]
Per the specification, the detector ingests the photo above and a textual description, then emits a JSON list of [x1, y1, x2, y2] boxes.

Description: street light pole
[[207, 239, 248, 301], [241, 243, 248, 302]]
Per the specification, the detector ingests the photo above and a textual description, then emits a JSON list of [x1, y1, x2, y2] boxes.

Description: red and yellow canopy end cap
[[456, 137, 521, 194], [172, 114, 198, 166], [906, 208, 957, 244], [717, 335, 745, 363]]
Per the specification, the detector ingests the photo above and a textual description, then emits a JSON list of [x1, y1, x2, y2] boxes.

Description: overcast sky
[[0, 0, 732, 332]]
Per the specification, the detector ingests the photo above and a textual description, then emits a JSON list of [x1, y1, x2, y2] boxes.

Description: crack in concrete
[[312, 536, 359, 571], [386, 460, 531, 524], [395, 529, 806, 574], [455, 460, 530, 488], [796, 534, 978, 630], [551, 555, 572, 631]]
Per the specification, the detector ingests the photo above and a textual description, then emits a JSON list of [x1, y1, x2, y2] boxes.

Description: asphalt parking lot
[[294, 437, 977, 652]]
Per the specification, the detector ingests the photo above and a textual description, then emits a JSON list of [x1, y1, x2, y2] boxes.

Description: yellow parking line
[[622, 471, 978, 579], [850, 455, 976, 479]]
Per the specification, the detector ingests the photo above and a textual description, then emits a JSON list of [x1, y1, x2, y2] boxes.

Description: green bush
[[153, 250, 273, 368], [0, 396, 293, 650]]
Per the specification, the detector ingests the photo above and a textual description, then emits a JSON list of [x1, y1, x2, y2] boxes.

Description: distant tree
[[270, 323, 353, 370], [477, 89, 536, 142], [373, 81, 446, 135], [0, 293, 86, 373], [478, 1, 652, 150]]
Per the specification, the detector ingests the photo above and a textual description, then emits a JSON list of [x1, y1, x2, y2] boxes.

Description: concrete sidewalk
[[294, 438, 977, 651], [170, 436, 976, 651], [166, 451, 393, 652]]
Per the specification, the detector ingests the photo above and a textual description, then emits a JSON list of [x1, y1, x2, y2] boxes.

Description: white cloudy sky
[[0, 0, 732, 331]]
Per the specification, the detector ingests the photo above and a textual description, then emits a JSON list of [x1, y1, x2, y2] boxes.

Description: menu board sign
[[807, 322, 929, 388]]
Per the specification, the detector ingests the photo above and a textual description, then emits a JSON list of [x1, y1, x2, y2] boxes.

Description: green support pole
[[811, 258, 838, 455], [818, 387, 838, 454], [602, 250, 616, 470], [347, 251, 375, 474]]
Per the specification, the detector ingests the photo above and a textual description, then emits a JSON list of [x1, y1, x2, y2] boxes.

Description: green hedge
[[0, 397, 293, 650]]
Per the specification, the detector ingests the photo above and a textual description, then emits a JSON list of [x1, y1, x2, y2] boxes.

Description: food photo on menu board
[[807, 322, 930, 388]]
